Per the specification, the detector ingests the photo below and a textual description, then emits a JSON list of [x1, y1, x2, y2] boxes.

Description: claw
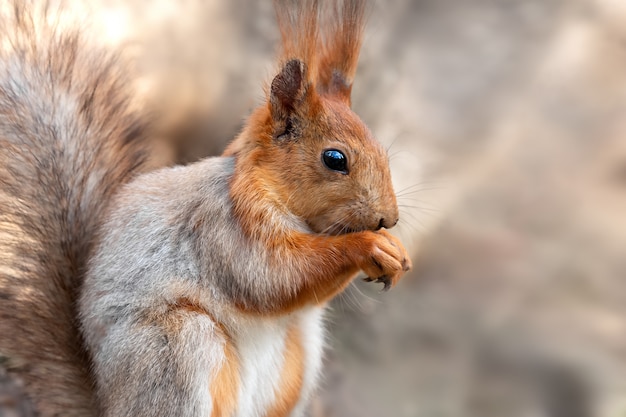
[[363, 276, 375, 282], [376, 276, 391, 291], [402, 258, 410, 272], [371, 256, 383, 272]]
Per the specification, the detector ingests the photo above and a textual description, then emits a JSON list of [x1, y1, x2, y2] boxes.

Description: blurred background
[[2, 0, 626, 416]]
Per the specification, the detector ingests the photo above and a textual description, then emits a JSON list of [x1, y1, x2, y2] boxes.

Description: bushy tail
[[0, 3, 159, 415]]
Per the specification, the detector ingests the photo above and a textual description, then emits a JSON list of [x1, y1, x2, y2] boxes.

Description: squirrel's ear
[[324, 71, 353, 105], [316, 0, 366, 106], [270, 59, 308, 121]]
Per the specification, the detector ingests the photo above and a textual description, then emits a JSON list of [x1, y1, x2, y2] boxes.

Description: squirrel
[[0, 0, 411, 416]]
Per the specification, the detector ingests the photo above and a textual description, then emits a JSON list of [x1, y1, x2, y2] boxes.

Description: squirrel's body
[[0, 1, 411, 416], [80, 158, 325, 416]]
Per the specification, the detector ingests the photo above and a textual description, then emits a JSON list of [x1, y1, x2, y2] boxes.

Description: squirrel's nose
[[376, 217, 398, 230]]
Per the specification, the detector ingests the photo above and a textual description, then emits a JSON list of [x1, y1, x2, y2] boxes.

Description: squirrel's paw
[[360, 229, 412, 291]]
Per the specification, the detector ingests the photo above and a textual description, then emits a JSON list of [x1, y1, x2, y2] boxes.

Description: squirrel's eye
[[322, 149, 348, 173]]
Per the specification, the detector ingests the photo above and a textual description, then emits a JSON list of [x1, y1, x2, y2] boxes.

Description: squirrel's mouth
[[313, 222, 369, 236], [306, 212, 375, 236], [327, 224, 356, 235]]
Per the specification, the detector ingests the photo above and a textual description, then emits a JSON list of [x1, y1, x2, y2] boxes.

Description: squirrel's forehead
[[319, 101, 372, 138]]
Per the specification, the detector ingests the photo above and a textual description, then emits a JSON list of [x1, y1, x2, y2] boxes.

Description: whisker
[[317, 210, 357, 235], [397, 195, 438, 203], [398, 217, 425, 234], [395, 180, 445, 195], [398, 204, 441, 214], [384, 132, 405, 154], [399, 207, 432, 221], [395, 187, 445, 198], [337, 284, 363, 313], [347, 281, 382, 313], [398, 207, 433, 230]]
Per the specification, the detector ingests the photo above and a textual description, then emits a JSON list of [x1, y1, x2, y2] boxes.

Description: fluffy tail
[[0, 4, 158, 415]]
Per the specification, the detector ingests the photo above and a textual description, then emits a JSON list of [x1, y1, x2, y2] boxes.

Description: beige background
[[2, 1, 626, 416]]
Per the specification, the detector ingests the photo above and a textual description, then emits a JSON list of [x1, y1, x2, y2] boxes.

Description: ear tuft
[[270, 59, 307, 120]]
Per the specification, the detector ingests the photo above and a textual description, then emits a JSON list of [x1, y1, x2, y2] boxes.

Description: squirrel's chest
[[228, 307, 325, 417]]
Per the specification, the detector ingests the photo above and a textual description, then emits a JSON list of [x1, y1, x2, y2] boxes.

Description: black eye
[[322, 149, 348, 173]]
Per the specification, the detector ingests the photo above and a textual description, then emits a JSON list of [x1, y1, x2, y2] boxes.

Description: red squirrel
[[0, 0, 411, 416]]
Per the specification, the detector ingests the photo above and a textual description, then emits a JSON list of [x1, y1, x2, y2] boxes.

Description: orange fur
[[209, 329, 240, 417], [222, 0, 411, 316], [229, 161, 409, 314], [273, 0, 321, 90], [264, 323, 305, 417], [3, 0, 411, 415], [171, 299, 241, 417], [273, 0, 366, 103], [317, 0, 367, 102]]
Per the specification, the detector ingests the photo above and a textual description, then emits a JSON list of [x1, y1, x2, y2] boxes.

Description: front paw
[[359, 229, 412, 291]]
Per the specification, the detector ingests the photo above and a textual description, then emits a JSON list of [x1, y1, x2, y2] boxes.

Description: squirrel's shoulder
[[108, 156, 236, 218], [89, 156, 238, 271]]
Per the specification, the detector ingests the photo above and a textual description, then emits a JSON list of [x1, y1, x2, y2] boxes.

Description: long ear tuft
[[318, 0, 367, 104], [272, 0, 367, 106], [273, 0, 320, 86]]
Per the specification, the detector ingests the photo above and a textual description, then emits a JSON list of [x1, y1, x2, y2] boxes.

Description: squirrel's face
[[256, 60, 399, 235], [271, 97, 399, 235], [226, 60, 399, 236]]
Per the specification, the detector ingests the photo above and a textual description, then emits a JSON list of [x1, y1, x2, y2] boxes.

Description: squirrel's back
[[0, 3, 160, 415]]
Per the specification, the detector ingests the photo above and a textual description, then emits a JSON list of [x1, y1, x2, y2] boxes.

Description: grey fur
[[80, 158, 316, 416], [0, 3, 158, 415]]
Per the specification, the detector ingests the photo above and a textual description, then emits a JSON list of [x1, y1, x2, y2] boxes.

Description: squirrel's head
[[265, 58, 398, 234], [226, 0, 398, 235]]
